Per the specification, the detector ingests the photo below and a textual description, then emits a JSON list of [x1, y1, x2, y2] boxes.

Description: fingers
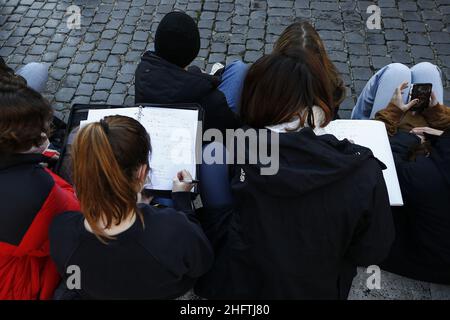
[[411, 127, 444, 137], [410, 127, 429, 135], [430, 91, 438, 107], [178, 169, 192, 181], [404, 99, 419, 111], [399, 81, 409, 91], [172, 170, 194, 193]]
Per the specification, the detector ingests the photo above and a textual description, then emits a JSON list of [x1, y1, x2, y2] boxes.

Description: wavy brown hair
[[274, 21, 346, 113], [240, 49, 333, 129], [0, 65, 52, 154], [72, 116, 151, 242]]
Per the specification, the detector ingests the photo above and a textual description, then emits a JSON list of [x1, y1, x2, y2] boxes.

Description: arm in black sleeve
[[170, 193, 214, 278], [172, 192, 194, 214], [345, 168, 395, 266]]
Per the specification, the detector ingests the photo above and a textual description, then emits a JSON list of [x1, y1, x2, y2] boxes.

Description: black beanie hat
[[155, 11, 200, 68]]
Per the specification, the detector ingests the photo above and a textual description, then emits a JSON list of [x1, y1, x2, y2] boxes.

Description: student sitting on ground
[[135, 11, 246, 133], [273, 21, 347, 118], [351, 62, 447, 125], [354, 71, 450, 284], [374, 80, 450, 159], [0, 71, 79, 300], [382, 117, 450, 285], [195, 49, 394, 300], [50, 115, 213, 299]]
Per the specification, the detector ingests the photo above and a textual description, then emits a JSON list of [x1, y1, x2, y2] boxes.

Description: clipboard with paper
[[66, 103, 203, 196]]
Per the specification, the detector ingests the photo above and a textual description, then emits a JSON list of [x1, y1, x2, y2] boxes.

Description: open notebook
[[323, 120, 403, 206], [80, 105, 200, 192]]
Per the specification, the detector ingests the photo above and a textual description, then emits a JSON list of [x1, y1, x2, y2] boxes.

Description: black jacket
[[135, 52, 241, 134], [381, 131, 450, 284], [196, 128, 394, 299], [50, 193, 214, 299]]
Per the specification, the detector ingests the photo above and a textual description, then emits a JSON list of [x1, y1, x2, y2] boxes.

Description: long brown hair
[[72, 116, 151, 241], [0, 67, 52, 154], [240, 49, 333, 129], [274, 21, 346, 110]]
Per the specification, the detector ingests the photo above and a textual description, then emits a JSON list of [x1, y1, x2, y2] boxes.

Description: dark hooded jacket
[[195, 128, 394, 299], [135, 52, 241, 134], [381, 131, 450, 284]]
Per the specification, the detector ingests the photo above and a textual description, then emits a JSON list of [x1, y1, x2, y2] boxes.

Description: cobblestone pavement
[[0, 0, 449, 120], [0, 0, 450, 299]]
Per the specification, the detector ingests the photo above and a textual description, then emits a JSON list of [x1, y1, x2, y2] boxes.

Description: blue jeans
[[351, 62, 444, 119], [218, 60, 249, 113], [16, 62, 48, 93], [200, 142, 233, 208], [198, 61, 248, 208]]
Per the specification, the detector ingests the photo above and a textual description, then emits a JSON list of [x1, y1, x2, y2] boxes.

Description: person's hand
[[429, 91, 439, 108], [172, 169, 195, 193], [390, 81, 419, 112], [410, 127, 444, 137]]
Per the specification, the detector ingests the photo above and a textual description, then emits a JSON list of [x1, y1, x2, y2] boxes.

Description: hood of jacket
[[233, 127, 385, 198], [135, 52, 220, 104]]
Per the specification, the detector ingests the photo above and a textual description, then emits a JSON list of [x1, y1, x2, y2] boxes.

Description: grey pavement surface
[[1, 0, 450, 299]]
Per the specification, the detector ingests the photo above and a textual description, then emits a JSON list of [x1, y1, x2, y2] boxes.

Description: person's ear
[[137, 164, 148, 184]]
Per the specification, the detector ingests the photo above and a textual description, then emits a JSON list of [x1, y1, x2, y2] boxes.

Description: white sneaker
[[210, 62, 224, 75]]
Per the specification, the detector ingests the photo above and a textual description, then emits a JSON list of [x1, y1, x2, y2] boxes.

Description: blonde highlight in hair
[[72, 116, 151, 242]]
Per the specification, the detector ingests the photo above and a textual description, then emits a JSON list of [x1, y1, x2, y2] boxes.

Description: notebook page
[[85, 107, 140, 123], [139, 107, 199, 191], [323, 120, 403, 206]]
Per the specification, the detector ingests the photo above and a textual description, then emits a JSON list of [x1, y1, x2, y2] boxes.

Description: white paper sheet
[[82, 106, 199, 191], [323, 120, 404, 206], [140, 107, 199, 191]]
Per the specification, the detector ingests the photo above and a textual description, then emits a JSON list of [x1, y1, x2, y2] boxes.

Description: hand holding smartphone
[[409, 83, 432, 113]]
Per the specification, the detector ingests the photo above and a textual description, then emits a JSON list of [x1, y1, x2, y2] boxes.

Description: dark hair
[[0, 70, 53, 154], [274, 21, 346, 110], [72, 115, 151, 241], [0, 57, 15, 75], [155, 11, 201, 68], [240, 49, 333, 129]]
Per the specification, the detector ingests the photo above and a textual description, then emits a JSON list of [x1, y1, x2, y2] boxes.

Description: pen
[[181, 179, 200, 184]]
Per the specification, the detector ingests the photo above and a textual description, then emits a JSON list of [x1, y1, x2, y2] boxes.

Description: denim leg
[[16, 62, 48, 93], [351, 63, 412, 119], [200, 142, 233, 208], [410, 62, 444, 104], [217, 60, 249, 113]]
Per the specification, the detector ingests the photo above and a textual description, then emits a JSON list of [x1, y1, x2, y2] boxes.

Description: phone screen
[[410, 83, 432, 112]]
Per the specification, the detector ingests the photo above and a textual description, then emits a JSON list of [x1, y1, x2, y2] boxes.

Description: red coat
[[0, 168, 79, 300]]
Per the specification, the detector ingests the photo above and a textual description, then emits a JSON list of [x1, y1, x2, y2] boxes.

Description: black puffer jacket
[[135, 52, 241, 134], [196, 128, 395, 299]]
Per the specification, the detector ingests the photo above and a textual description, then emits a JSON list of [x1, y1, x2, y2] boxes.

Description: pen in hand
[[180, 179, 199, 184], [172, 170, 198, 193]]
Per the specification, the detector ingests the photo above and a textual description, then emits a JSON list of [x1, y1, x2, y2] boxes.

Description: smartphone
[[409, 83, 432, 112]]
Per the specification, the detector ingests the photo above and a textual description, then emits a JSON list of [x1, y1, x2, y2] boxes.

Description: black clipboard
[[55, 103, 204, 198]]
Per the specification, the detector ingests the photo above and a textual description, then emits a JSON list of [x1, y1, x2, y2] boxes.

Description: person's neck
[[84, 212, 137, 236]]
